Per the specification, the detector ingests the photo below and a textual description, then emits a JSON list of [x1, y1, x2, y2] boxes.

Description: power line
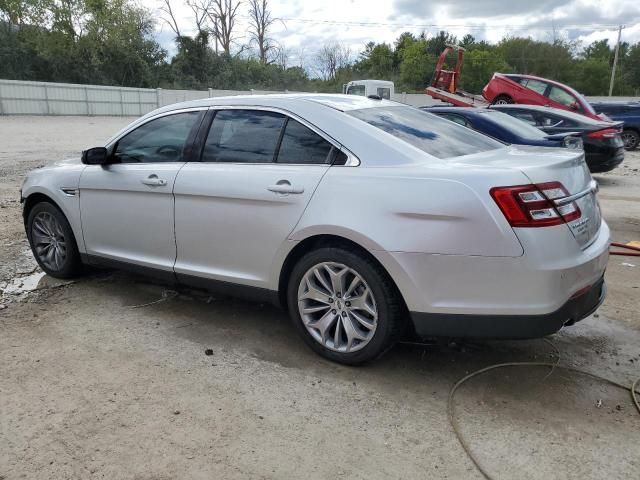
[[274, 17, 627, 31]]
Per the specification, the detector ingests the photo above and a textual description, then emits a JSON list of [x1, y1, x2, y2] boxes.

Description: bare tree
[[274, 45, 290, 70], [185, 0, 211, 36], [205, 0, 242, 55], [158, 0, 181, 37], [247, 0, 278, 64], [314, 43, 351, 81]]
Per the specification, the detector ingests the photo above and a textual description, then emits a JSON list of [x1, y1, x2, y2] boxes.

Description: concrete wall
[[0, 79, 635, 116]]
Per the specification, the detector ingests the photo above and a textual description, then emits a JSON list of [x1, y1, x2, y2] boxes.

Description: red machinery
[[425, 44, 488, 107]]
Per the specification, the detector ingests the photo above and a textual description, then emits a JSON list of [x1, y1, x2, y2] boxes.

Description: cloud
[[393, 0, 573, 18]]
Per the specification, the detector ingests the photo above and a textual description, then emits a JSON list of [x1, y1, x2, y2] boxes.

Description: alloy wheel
[[31, 211, 67, 271], [621, 131, 638, 150], [297, 262, 378, 353]]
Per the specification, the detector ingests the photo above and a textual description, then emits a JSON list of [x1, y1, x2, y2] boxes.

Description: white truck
[[343, 80, 394, 99]]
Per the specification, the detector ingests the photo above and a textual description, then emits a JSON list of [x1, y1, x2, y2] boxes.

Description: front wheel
[[493, 95, 513, 105], [27, 202, 83, 279], [621, 129, 639, 151], [287, 247, 405, 365]]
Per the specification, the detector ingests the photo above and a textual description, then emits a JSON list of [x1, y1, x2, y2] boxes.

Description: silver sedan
[[21, 94, 609, 364]]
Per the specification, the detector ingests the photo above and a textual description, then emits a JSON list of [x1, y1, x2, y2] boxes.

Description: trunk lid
[[455, 145, 601, 248]]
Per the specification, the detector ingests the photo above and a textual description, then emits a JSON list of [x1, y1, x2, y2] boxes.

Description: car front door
[[173, 108, 341, 289], [546, 86, 582, 113], [79, 110, 204, 277]]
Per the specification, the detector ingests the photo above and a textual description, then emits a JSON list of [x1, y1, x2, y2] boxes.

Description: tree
[[399, 38, 431, 90], [206, 0, 242, 55], [314, 43, 350, 81], [247, 0, 278, 64], [158, 0, 181, 37]]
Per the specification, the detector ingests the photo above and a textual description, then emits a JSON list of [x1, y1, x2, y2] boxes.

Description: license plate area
[[567, 192, 600, 248]]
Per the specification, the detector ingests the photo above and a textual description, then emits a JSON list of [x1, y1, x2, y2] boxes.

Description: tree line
[[1, 0, 640, 96]]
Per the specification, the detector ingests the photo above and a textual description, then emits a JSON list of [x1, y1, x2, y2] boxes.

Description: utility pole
[[609, 25, 623, 97]]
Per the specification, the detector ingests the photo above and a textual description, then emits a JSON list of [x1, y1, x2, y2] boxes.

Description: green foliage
[[1, 1, 640, 96]]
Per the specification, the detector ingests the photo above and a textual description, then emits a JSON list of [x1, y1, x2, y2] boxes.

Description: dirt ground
[[1, 116, 639, 480]]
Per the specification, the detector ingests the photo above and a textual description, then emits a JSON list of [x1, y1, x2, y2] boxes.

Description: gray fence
[[0, 79, 443, 116], [2, 79, 635, 116]]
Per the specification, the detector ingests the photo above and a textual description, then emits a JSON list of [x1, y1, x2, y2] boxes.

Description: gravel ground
[[1, 116, 639, 480]]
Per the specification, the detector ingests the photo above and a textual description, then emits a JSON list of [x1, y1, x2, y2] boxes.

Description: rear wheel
[[621, 129, 639, 151], [27, 202, 83, 279], [493, 95, 513, 105], [287, 247, 405, 365]]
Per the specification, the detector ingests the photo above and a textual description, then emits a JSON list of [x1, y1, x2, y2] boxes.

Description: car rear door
[[79, 110, 204, 277], [519, 79, 550, 105], [173, 107, 339, 289]]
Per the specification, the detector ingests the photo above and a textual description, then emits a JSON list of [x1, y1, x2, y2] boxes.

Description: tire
[[493, 95, 513, 105], [621, 129, 639, 151], [287, 246, 405, 365], [26, 201, 83, 279]]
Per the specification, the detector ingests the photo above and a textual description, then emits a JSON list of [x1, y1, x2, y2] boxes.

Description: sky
[[148, 0, 640, 68]]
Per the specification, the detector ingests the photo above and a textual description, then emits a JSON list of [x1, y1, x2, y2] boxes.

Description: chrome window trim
[[205, 105, 361, 166], [105, 107, 209, 149]]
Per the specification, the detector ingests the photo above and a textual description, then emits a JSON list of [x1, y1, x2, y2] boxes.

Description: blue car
[[590, 101, 640, 151], [421, 106, 583, 150]]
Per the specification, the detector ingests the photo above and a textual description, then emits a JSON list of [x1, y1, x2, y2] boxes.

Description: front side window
[[276, 119, 334, 164], [203, 110, 285, 163], [114, 112, 200, 163], [346, 85, 366, 96], [348, 106, 502, 159], [548, 86, 580, 110], [523, 79, 548, 96]]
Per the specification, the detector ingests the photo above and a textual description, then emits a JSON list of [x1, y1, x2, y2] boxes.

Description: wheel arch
[[22, 189, 86, 253], [22, 192, 62, 224], [276, 233, 409, 316]]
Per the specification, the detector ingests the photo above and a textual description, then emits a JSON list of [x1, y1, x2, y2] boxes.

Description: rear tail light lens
[[490, 181, 581, 228], [587, 128, 619, 139], [563, 136, 583, 149]]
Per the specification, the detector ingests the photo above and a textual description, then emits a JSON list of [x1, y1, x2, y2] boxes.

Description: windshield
[[480, 111, 547, 139], [347, 106, 502, 159]]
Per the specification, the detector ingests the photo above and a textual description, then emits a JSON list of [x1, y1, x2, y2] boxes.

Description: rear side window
[[523, 79, 548, 95], [508, 110, 538, 126], [436, 113, 470, 127], [277, 119, 334, 164], [348, 106, 502, 159], [203, 110, 285, 163]]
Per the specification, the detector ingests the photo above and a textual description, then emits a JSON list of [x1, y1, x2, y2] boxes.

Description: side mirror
[[81, 147, 109, 165]]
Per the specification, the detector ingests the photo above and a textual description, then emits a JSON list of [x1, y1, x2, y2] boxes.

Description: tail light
[[490, 181, 581, 228], [587, 128, 619, 139], [562, 136, 583, 150]]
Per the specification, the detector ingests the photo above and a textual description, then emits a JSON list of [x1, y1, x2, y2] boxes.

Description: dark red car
[[482, 73, 605, 121]]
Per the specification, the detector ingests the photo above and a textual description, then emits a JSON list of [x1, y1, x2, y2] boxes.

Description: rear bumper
[[410, 276, 606, 339], [586, 147, 624, 173]]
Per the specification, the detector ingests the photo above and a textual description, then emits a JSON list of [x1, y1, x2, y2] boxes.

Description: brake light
[[587, 128, 619, 139], [490, 181, 581, 228]]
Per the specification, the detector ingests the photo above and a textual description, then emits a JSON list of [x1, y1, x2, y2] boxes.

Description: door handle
[[267, 181, 304, 195], [141, 174, 167, 187]]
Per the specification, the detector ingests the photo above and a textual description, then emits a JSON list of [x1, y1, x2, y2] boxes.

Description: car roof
[[501, 73, 583, 96], [151, 93, 398, 117], [491, 104, 608, 125], [424, 106, 497, 115]]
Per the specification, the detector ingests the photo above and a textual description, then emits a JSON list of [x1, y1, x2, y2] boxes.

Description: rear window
[[347, 106, 502, 159]]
